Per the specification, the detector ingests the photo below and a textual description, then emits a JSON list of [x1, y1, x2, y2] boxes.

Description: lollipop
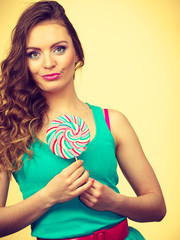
[[46, 115, 90, 160]]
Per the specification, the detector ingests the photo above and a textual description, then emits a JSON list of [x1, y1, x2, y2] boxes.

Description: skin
[[80, 111, 166, 222], [0, 20, 166, 237], [26, 21, 79, 94]]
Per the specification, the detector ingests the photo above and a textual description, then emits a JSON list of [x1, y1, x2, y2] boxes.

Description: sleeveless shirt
[[13, 104, 126, 239]]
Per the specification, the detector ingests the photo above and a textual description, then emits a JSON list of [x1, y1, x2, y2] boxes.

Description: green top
[[13, 104, 126, 239]]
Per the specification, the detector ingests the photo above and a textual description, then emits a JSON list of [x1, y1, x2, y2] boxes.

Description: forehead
[[26, 20, 72, 47]]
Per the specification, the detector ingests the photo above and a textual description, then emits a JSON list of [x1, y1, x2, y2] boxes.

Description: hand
[[80, 179, 118, 212], [43, 160, 93, 205]]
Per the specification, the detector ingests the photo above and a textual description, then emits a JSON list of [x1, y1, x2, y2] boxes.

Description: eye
[[54, 46, 66, 54], [27, 51, 40, 59]]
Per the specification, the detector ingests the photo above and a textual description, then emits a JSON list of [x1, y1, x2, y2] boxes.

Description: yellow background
[[0, 0, 180, 239]]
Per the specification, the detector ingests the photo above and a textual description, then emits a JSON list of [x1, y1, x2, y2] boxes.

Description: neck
[[43, 83, 84, 117]]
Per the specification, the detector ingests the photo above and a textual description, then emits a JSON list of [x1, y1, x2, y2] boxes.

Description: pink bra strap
[[104, 109, 111, 131]]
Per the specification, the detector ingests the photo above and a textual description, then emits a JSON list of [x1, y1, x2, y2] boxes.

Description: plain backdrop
[[0, 0, 180, 239]]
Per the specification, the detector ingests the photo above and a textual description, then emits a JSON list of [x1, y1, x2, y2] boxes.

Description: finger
[[81, 191, 95, 200], [81, 179, 103, 198], [80, 184, 101, 200], [80, 194, 95, 207], [74, 178, 93, 197], [72, 170, 89, 189], [62, 160, 83, 176], [86, 178, 96, 190], [89, 178, 103, 191], [81, 186, 95, 196], [70, 166, 85, 182]]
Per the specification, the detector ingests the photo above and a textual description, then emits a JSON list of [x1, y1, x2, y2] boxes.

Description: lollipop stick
[[75, 156, 78, 161]]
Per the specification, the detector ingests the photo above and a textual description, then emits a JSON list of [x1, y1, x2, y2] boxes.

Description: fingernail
[[92, 179, 95, 183]]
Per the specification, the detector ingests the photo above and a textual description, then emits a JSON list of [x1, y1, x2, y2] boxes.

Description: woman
[[0, 1, 166, 239]]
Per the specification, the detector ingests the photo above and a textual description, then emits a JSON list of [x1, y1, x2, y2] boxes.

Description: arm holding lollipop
[[0, 160, 92, 237], [0, 113, 92, 237]]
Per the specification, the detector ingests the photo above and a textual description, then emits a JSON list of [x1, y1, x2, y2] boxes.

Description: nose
[[43, 53, 56, 69]]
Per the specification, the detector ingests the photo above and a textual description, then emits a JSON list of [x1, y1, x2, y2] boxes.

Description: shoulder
[[107, 109, 137, 147], [108, 109, 131, 131], [108, 109, 128, 125]]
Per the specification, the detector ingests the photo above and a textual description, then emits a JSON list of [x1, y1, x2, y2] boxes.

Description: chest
[[14, 135, 119, 200], [38, 111, 96, 144]]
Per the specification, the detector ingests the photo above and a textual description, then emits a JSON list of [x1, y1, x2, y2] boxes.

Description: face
[[26, 20, 78, 93]]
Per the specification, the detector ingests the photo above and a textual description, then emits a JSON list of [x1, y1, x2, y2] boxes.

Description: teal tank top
[[13, 104, 126, 239]]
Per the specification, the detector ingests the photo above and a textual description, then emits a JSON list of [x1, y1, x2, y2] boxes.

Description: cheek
[[27, 59, 39, 76], [61, 51, 76, 69]]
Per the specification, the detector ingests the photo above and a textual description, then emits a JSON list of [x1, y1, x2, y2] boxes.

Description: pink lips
[[41, 73, 61, 81]]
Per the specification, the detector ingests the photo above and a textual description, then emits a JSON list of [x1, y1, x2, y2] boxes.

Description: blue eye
[[54, 46, 66, 54], [27, 51, 40, 59]]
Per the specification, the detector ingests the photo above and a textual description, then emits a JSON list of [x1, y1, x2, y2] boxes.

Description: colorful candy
[[46, 115, 90, 159]]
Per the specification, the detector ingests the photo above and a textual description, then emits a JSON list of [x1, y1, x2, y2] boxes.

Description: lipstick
[[41, 73, 61, 81]]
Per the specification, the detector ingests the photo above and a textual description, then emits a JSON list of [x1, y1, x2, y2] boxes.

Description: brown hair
[[0, 1, 84, 174]]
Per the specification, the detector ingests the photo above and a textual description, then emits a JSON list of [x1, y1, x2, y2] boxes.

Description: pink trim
[[104, 109, 111, 131]]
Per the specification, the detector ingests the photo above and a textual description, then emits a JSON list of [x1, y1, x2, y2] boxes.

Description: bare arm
[[0, 173, 52, 237], [0, 160, 92, 237], [80, 110, 166, 222]]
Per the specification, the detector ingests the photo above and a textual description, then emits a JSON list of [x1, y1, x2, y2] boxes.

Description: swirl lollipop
[[46, 115, 90, 160]]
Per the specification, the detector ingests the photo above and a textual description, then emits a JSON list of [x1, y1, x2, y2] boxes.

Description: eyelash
[[26, 46, 67, 59], [27, 51, 40, 59], [54, 46, 66, 54]]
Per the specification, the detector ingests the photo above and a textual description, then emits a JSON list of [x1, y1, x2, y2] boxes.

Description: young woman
[[0, 1, 166, 239]]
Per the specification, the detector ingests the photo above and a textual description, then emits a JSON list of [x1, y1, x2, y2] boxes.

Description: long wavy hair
[[0, 1, 84, 174]]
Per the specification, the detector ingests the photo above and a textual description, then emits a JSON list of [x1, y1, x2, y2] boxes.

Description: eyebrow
[[26, 41, 69, 51]]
